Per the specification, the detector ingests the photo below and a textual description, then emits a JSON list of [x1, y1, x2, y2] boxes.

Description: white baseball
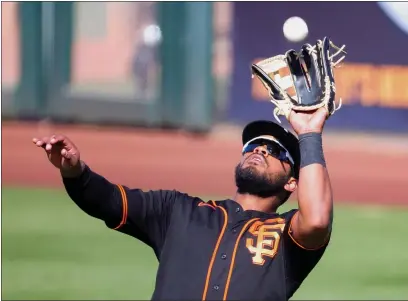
[[283, 16, 309, 42], [143, 24, 162, 47]]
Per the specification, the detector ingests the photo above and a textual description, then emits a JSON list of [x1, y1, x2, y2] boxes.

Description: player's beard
[[234, 163, 290, 198]]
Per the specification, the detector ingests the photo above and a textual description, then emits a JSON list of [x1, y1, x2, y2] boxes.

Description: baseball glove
[[251, 36, 347, 123]]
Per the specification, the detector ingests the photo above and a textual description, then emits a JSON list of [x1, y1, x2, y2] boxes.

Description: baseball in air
[[283, 16, 309, 42]]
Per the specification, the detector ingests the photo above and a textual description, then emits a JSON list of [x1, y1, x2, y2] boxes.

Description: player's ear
[[284, 178, 297, 193]]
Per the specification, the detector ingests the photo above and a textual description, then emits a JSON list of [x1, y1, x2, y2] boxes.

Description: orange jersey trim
[[202, 201, 228, 300], [223, 218, 259, 300], [113, 184, 128, 230], [198, 202, 216, 210]]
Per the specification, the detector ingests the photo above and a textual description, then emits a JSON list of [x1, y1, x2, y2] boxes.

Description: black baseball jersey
[[63, 165, 330, 301]]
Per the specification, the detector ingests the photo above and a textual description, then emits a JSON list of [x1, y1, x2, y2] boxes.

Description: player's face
[[235, 136, 294, 198]]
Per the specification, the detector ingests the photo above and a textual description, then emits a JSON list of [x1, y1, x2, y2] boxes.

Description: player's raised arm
[[32, 135, 125, 223], [287, 108, 333, 249], [32, 135, 178, 254]]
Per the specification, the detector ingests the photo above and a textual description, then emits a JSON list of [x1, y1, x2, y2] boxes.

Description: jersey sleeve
[[62, 164, 182, 256], [281, 209, 331, 293], [107, 186, 181, 255]]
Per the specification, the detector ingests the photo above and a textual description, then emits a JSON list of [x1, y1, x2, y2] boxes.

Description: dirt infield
[[2, 121, 408, 206]]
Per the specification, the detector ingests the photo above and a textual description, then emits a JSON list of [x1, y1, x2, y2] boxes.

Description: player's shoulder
[[162, 189, 213, 207], [166, 190, 218, 216], [278, 208, 299, 223], [150, 189, 204, 205], [124, 187, 204, 206]]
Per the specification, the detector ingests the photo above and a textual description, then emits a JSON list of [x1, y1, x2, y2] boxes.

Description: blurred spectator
[[131, 2, 160, 100]]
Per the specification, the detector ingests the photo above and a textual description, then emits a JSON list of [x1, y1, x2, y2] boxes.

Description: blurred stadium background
[[2, 1, 408, 300]]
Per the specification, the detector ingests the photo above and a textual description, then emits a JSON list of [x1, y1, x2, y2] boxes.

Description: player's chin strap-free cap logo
[[245, 218, 286, 266]]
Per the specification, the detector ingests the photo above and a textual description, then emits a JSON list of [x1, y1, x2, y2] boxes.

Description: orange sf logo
[[246, 218, 286, 265]]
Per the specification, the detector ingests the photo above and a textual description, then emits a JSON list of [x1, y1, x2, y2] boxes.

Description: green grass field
[[2, 187, 408, 300]]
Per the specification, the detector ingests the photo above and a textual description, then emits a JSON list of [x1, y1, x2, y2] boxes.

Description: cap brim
[[242, 120, 300, 178]]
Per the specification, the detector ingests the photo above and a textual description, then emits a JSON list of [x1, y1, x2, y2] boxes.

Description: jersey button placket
[[206, 205, 243, 300]]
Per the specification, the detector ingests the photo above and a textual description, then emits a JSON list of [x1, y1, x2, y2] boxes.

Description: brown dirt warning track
[[2, 121, 408, 205]]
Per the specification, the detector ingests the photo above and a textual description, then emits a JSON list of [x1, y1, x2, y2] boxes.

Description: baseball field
[[3, 121, 408, 300]]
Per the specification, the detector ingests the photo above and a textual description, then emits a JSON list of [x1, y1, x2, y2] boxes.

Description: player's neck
[[234, 193, 279, 213]]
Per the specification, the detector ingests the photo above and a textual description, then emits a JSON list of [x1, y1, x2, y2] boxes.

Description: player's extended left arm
[[290, 132, 333, 249]]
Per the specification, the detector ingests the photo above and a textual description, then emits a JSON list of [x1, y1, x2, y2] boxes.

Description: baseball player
[[33, 107, 333, 301]]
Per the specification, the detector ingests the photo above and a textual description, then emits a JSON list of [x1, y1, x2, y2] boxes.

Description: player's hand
[[288, 107, 328, 135], [32, 135, 82, 174]]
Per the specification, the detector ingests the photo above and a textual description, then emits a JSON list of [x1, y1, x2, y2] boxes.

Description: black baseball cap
[[242, 120, 300, 179]]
